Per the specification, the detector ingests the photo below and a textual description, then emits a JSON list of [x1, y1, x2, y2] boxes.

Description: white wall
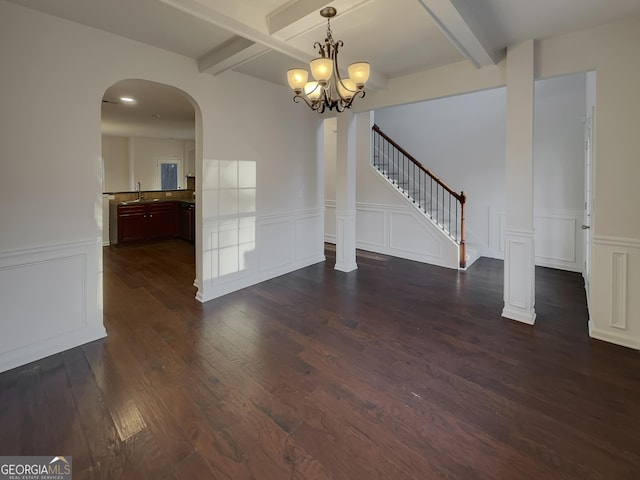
[[102, 135, 194, 192], [102, 135, 130, 192], [0, 1, 323, 372], [132, 137, 185, 191], [532, 73, 586, 272], [372, 75, 586, 272], [103, 135, 196, 192], [534, 75, 586, 213], [356, 14, 640, 348], [324, 117, 337, 238], [536, 16, 640, 348], [198, 70, 324, 300], [185, 139, 196, 177], [324, 114, 459, 269], [374, 88, 507, 260]]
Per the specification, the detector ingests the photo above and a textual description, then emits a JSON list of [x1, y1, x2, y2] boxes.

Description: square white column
[[335, 111, 358, 272], [503, 40, 536, 324]]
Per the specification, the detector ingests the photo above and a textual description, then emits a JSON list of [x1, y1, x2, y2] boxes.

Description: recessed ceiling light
[[120, 96, 135, 103]]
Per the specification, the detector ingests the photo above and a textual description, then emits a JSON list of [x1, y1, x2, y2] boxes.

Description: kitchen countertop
[[113, 198, 195, 206]]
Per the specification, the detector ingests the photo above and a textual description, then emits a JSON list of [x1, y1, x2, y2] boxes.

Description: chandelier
[[286, 7, 370, 113]]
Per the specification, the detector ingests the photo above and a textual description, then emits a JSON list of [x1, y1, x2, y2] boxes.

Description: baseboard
[[0, 324, 106, 374], [199, 254, 325, 303], [335, 260, 358, 272], [502, 306, 536, 325], [588, 321, 640, 350]]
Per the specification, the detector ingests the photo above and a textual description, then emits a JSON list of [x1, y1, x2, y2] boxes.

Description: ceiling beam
[[267, 0, 373, 39], [160, 0, 310, 62], [160, 0, 386, 90], [417, 0, 499, 68], [198, 36, 270, 76], [267, 0, 329, 36]]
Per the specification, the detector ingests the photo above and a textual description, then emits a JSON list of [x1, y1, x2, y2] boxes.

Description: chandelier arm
[[293, 94, 316, 110], [314, 41, 327, 57], [332, 43, 357, 102], [322, 84, 331, 106], [343, 89, 366, 110]]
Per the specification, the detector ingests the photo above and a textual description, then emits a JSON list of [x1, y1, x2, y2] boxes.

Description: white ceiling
[[10, 0, 640, 129], [102, 79, 195, 139]]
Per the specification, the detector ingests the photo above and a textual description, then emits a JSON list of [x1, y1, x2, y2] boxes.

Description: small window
[[160, 162, 178, 190]]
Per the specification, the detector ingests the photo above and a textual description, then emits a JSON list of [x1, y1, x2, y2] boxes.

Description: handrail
[[372, 124, 464, 203], [372, 124, 467, 268]]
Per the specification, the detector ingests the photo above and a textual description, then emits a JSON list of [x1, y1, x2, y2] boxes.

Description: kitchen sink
[[120, 198, 161, 205]]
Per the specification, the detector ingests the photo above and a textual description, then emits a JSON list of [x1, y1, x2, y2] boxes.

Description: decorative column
[[335, 110, 358, 272], [503, 40, 536, 324]]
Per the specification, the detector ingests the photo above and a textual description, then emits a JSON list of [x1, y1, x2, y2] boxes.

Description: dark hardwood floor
[[1, 239, 640, 479]]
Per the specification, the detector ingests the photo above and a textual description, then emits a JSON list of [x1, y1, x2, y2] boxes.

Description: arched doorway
[[100, 79, 203, 310]]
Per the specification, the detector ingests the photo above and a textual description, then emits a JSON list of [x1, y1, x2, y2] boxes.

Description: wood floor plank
[[0, 378, 21, 455], [62, 347, 125, 480], [1, 239, 640, 479]]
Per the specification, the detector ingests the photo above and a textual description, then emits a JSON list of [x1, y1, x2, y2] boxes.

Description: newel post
[[459, 191, 466, 269]]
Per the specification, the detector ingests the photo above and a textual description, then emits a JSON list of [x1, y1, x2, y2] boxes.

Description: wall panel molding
[[0, 239, 106, 373], [200, 209, 324, 302], [489, 208, 583, 272], [592, 236, 640, 249], [502, 230, 536, 324], [324, 200, 458, 269], [589, 322, 640, 350], [610, 252, 628, 329], [589, 237, 640, 350]]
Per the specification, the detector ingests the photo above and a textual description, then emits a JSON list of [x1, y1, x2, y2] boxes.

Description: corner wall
[[324, 115, 459, 269], [373, 74, 586, 273], [537, 15, 640, 349], [0, 1, 323, 372], [356, 13, 640, 348]]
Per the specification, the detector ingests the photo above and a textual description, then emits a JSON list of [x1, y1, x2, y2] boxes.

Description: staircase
[[372, 124, 467, 268]]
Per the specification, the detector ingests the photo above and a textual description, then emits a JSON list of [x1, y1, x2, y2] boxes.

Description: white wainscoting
[[489, 208, 583, 272], [0, 239, 106, 373], [324, 201, 337, 244], [101, 194, 111, 246], [502, 229, 536, 325], [534, 210, 583, 272], [589, 236, 640, 350], [325, 201, 459, 269], [198, 208, 325, 302]]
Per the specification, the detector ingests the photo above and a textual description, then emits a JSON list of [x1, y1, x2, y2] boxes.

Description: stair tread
[[373, 135, 464, 254]]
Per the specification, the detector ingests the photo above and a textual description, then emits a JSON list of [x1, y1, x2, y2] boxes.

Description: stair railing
[[372, 124, 466, 268]]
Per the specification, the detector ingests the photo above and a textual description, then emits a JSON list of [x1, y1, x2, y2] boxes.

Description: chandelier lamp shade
[[286, 7, 370, 113]]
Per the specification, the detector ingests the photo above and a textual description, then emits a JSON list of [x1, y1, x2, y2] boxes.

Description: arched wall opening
[[99, 78, 204, 305]]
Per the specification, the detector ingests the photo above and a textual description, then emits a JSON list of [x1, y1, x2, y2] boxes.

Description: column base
[[503, 228, 536, 326], [335, 210, 357, 273], [502, 306, 536, 325], [335, 261, 358, 273]]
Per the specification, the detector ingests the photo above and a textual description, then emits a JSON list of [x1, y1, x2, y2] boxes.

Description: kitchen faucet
[[136, 181, 142, 200]]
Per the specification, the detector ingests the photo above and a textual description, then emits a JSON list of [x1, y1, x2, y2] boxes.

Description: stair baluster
[[371, 124, 467, 268]]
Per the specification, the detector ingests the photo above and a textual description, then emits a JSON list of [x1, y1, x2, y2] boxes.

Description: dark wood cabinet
[[116, 202, 182, 245], [117, 205, 149, 243], [148, 203, 178, 240], [178, 203, 195, 242]]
